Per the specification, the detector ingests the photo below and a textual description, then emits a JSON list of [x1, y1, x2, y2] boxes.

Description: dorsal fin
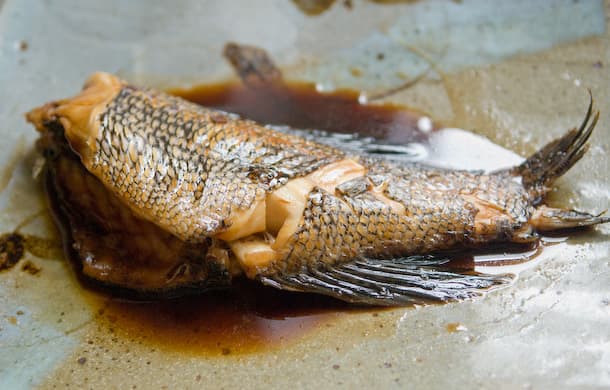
[[507, 94, 599, 202]]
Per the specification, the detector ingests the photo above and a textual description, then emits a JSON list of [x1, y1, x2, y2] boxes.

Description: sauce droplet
[[0, 232, 25, 271]]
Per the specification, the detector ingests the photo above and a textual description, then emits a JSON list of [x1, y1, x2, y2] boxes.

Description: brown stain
[[290, 0, 427, 16], [21, 233, 64, 259], [350, 67, 363, 77], [0, 232, 25, 271], [369, 0, 422, 4], [21, 260, 42, 275], [0, 230, 63, 272], [291, 0, 337, 16], [445, 322, 467, 333], [0, 136, 26, 193]]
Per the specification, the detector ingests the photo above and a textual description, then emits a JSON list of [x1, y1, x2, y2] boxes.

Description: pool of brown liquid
[[93, 281, 352, 356], [170, 80, 432, 143], [53, 79, 551, 357]]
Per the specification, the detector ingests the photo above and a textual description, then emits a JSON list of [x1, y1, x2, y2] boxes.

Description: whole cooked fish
[[27, 73, 607, 305]]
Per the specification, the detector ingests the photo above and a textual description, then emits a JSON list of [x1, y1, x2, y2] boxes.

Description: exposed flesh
[[230, 159, 366, 277]]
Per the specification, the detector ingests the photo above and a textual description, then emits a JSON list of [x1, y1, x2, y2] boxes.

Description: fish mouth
[[38, 124, 233, 298]]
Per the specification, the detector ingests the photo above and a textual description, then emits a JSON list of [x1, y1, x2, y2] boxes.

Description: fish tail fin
[[260, 255, 512, 306], [510, 93, 599, 200], [530, 205, 610, 231]]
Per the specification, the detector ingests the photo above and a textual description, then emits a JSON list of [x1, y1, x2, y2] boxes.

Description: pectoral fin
[[260, 255, 512, 306]]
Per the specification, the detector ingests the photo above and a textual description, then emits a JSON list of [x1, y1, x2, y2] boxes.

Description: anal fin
[[260, 255, 512, 306], [530, 205, 610, 231]]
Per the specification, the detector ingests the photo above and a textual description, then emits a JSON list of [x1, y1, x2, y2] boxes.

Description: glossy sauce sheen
[[78, 81, 544, 356], [170, 81, 431, 143], [94, 282, 351, 356]]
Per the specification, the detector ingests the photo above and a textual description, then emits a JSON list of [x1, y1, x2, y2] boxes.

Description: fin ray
[[260, 255, 512, 306], [530, 206, 610, 230], [508, 94, 599, 200]]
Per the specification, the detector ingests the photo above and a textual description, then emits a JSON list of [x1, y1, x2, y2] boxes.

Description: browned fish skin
[[27, 73, 607, 303], [269, 160, 531, 275], [76, 83, 341, 242]]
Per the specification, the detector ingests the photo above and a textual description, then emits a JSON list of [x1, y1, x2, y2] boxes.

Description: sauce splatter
[[0, 233, 25, 271], [446, 322, 467, 333], [0, 230, 62, 272], [21, 260, 42, 275]]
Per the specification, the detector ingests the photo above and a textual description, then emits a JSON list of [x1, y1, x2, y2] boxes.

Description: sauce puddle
[[63, 79, 558, 356], [170, 80, 431, 143], [93, 280, 353, 356]]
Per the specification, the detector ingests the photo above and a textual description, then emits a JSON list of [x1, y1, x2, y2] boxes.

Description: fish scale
[[94, 85, 341, 242]]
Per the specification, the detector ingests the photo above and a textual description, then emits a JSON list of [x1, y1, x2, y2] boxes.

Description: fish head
[[26, 72, 123, 167]]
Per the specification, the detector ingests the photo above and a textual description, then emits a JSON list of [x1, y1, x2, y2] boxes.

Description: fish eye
[[43, 146, 59, 160]]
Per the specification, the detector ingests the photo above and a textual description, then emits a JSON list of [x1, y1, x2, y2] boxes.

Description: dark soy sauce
[[170, 81, 432, 143]]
